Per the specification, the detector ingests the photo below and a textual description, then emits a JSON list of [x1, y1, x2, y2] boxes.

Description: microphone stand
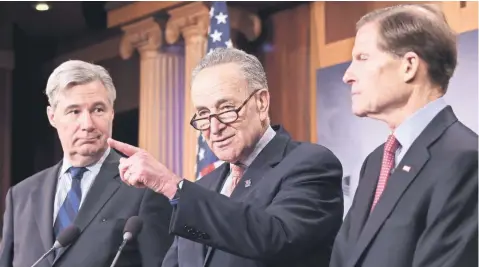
[[109, 239, 128, 267], [30, 247, 55, 267]]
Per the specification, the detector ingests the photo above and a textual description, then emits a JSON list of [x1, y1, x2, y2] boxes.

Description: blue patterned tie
[[53, 167, 87, 239]]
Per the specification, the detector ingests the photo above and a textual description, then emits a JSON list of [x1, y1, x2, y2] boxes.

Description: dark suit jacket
[[162, 125, 344, 267], [330, 107, 478, 267], [0, 150, 174, 267]]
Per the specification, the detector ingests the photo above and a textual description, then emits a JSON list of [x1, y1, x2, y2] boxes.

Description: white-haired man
[[108, 48, 345, 267], [0, 60, 173, 267]]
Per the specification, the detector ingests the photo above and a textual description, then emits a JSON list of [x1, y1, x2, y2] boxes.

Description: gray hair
[[356, 4, 457, 92], [191, 48, 268, 92], [45, 60, 117, 108]]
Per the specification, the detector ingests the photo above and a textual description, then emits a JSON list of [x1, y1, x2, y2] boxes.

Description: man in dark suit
[[107, 47, 344, 267], [0, 60, 173, 267], [331, 4, 478, 267]]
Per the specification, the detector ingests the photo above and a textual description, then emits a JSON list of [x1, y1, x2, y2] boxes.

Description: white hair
[[45, 60, 116, 108], [191, 47, 268, 92]]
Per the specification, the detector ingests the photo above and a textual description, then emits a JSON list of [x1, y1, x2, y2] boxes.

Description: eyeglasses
[[190, 89, 261, 131]]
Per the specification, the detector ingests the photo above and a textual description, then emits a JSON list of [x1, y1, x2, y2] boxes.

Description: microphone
[[30, 225, 81, 267], [109, 216, 144, 267]]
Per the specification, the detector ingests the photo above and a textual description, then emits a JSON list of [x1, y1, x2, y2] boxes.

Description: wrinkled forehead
[[55, 81, 111, 108], [191, 64, 249, 108]]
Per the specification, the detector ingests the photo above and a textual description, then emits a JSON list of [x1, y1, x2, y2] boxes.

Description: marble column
[[166, 2, 210, 181], [120, 17, 185, 175], [0, 49, 13, 211]]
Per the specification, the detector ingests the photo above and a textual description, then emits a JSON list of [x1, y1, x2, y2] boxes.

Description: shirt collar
[[231, 125, 276, 168], [394, 97, 447, 150], [59, 147, 111, 179]]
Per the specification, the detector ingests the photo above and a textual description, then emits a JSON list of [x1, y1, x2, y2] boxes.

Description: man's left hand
[[107, 138, 181, 199]]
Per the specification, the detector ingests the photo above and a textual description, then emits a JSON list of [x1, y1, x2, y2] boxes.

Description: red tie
[[371, 134, 399, 211], [226, 164, 245, 197]]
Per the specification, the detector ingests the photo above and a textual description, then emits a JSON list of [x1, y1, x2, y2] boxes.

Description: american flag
[[194, 1, 232, 180]]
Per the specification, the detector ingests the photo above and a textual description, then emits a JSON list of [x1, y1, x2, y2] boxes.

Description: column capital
[[165, 3, 262, 46], [120, 17, 163, 60], [165, 2, 210, 45]]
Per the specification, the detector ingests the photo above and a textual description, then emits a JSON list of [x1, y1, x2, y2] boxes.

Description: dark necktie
[[53, 167, 87, 238]]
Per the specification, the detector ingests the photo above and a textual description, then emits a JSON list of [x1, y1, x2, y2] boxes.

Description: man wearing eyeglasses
[[107, 47, 344, 267]]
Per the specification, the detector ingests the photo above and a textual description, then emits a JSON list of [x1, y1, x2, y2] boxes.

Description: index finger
[[107, 138, 141, 157]]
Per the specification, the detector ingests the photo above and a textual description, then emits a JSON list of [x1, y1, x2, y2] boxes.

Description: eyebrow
[[196, 98, 234, 111], [64, 101, 108, 110]]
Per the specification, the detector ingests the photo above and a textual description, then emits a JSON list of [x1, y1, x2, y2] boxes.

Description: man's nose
[[79, 112, 95, 131], [209, 116, 226, 135], [343, 65, 356, 85]]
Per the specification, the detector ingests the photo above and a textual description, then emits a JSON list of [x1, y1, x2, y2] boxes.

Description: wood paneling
[[309, 3, 319, 144], [263, 4, 311, 142], [311, 1, 478, 70], [442, 1, 479, 33], [325, 2, 367, 44]]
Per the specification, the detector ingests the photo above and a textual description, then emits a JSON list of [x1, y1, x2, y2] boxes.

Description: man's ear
[[47, 106, 56, 128], [256, 89, 270, 121], [401, 51, 420, 83]]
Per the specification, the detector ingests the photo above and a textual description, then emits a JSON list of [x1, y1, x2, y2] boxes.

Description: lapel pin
[[402, 165, 411, 172], [245, 179, 251, 188]]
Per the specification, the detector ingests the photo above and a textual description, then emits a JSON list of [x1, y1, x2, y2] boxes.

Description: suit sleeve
[[330, 154, 370, 267], [0, 188, 14, 267], [170, 145, 344, 261], [137, 189, 175, 266], [161, 236, 179, 267], [412, 150, 478, 267]]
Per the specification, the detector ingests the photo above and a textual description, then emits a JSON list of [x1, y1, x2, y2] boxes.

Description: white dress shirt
[[393, 97, 447, 167]]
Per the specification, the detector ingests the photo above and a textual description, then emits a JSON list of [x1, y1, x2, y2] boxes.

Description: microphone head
[[54, 225, 81, 249], [122, 216, 143, 241]]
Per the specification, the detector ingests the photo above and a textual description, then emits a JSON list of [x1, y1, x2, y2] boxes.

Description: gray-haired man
[[107, 48, 344, 267], [0, 60, 173, 267]]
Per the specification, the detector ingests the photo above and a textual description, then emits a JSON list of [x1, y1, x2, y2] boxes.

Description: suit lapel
[[347, 149, 382, 243], [53, 150, 122, 264], [230, 129, 289, 198], [348, 147, 429, 267], [203, 127, 290, 266], [348, 107, 458, 267], [32, 162, 62, 265], [209, 163, 231, 193]]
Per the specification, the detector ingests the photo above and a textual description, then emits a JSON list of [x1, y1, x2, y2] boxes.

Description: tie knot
[[384, 134, 399, 154], [230, 164, 245, 178], [69, 167, 87, 180]]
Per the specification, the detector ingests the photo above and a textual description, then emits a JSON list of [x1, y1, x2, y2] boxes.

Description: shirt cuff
[[168, 179, 184, 205]]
